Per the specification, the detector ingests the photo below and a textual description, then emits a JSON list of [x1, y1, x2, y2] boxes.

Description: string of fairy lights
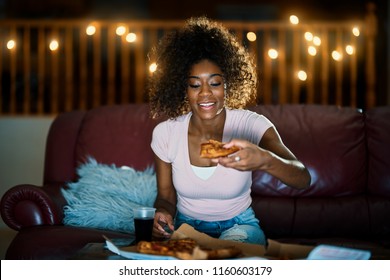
[[4, 14, 360, 82]]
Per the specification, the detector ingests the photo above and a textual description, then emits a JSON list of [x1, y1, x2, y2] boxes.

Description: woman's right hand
[[153, 210, 175, 239]]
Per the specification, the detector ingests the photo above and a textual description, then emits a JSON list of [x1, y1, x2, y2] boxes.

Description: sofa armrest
[[0, 183, 67, 231]]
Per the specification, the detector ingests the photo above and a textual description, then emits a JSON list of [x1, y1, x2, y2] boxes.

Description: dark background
[[1, 0, 385, 21], [1, 0, 388, 106]]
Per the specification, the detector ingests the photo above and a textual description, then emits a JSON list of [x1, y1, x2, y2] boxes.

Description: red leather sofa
[[1, 104, 390, 259]]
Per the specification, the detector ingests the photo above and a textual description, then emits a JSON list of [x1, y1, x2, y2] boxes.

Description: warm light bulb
[[332, 50, 342, 61], [289, 15, 299, 25], [313, 36, 321, 46], [149, 62, 157, 73], [86, 25, 96, 36], [49, 40, 59, 51], [116, 25, 126, 36], [7, 40, 16, 50], [304, 32, 313, 41], [125, 32, 137, 43], [297, 70, 307, 81], [345, 45, 354, 55], [308, 46, 317, 56], [352, 27, 360, 37], [246, 32, 257, 42], [268, 49, 278, 59]]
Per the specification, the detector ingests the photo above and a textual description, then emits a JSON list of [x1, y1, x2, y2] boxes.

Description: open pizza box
[[105, 223, 310, 260], [105, 223, 371, 260]]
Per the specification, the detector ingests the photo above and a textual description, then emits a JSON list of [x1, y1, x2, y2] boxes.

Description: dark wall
[[3, 0, 382, 21]]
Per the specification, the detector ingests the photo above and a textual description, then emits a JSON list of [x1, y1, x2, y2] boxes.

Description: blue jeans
[[175, 207, 267, 245]]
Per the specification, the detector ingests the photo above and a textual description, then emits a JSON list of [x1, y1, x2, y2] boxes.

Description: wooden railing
[[0, 9, 377, 115]]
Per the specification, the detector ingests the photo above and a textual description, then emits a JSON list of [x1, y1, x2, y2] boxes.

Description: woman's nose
[[199, 84, 212, 95]]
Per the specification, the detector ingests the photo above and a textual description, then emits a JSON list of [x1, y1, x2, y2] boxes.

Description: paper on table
[[307, 245, 371, 260]]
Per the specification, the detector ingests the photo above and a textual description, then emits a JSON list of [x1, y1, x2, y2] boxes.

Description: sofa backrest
[[366, 106, 390, 197], [44, 104, 160, 184], [73, 104, 159, 170], [250, 104, 367, 197], [365, 106, 390, 237]]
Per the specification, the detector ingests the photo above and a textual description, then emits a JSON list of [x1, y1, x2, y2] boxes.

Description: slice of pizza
[[137, 238, 197, 259], [200, 139, 240, 158], [137, 238, 242, 260]]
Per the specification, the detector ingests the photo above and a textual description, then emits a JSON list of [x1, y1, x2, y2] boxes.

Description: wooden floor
[[0, 229, 17, 259]]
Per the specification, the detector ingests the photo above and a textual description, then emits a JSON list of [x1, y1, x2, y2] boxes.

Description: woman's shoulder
[[154, 113, 190, 132], [227, 108, 274, 126], [227, 108, 265, 119]]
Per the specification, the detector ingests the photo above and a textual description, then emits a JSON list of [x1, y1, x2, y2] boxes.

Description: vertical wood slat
[[350, 34, 357, 107], [278, 28, 287, 104], [262, 30, 272, 104], [306, 33, 315, 104], [37, 27, 45, 114], [9, 26, 17, 114], [107, 25, 116, 105], [79, 26, 88, 110], [335, 28, 343, 106], [134, 28, 145, 103], [65, 26, 74, 112], [365, 3, 377, 109], [50, 28, 59, 114], [93, 27, 101, 107], [23, 26, 31, 114], [120, 32, 130, 103], [291, 28, 300, 103], [320, 29, 329, 105]]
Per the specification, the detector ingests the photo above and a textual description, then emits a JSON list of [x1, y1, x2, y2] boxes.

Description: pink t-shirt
[[151, 109, 274, 221]]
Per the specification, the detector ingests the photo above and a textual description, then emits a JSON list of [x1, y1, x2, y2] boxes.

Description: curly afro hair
[[148, 17, 257, 119]]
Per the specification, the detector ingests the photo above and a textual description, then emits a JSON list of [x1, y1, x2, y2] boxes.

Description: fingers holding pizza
[[203, 139, 265, 171]]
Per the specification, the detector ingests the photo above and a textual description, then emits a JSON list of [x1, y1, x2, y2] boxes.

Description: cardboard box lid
[[171, 223, 266, 257]]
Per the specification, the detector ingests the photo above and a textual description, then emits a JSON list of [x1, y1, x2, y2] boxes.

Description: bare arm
[[152, 154, 177, 238], [215, 127, 311, 189]]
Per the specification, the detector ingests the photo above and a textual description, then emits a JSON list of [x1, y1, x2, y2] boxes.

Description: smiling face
[[187, 59, 225, 120]]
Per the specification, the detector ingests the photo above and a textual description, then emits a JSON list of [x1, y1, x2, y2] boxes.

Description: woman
[[148, 17, 311, 245]]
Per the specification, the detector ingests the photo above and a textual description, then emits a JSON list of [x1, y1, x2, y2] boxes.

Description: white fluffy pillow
[[62, 157, 157, 233]]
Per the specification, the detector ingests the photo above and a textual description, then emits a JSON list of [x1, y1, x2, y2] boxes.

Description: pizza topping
[[137, 238, 242, 260], [200, 139, 240, 159]]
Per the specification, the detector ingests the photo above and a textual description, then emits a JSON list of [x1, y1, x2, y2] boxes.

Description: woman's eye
[[211, 82, 222, 87], [189, 84, 200, 88]]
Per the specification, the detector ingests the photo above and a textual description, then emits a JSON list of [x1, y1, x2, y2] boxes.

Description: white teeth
[[199, 102, 214, 106]]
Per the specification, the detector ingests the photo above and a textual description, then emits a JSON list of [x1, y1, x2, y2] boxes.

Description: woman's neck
[[188, 109, 226, 141]]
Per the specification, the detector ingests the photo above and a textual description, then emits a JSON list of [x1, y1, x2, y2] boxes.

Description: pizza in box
[[137, 238, 242, 260]]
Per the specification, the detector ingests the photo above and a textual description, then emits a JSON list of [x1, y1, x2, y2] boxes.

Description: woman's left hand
[[211, 139, 269, 171]]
